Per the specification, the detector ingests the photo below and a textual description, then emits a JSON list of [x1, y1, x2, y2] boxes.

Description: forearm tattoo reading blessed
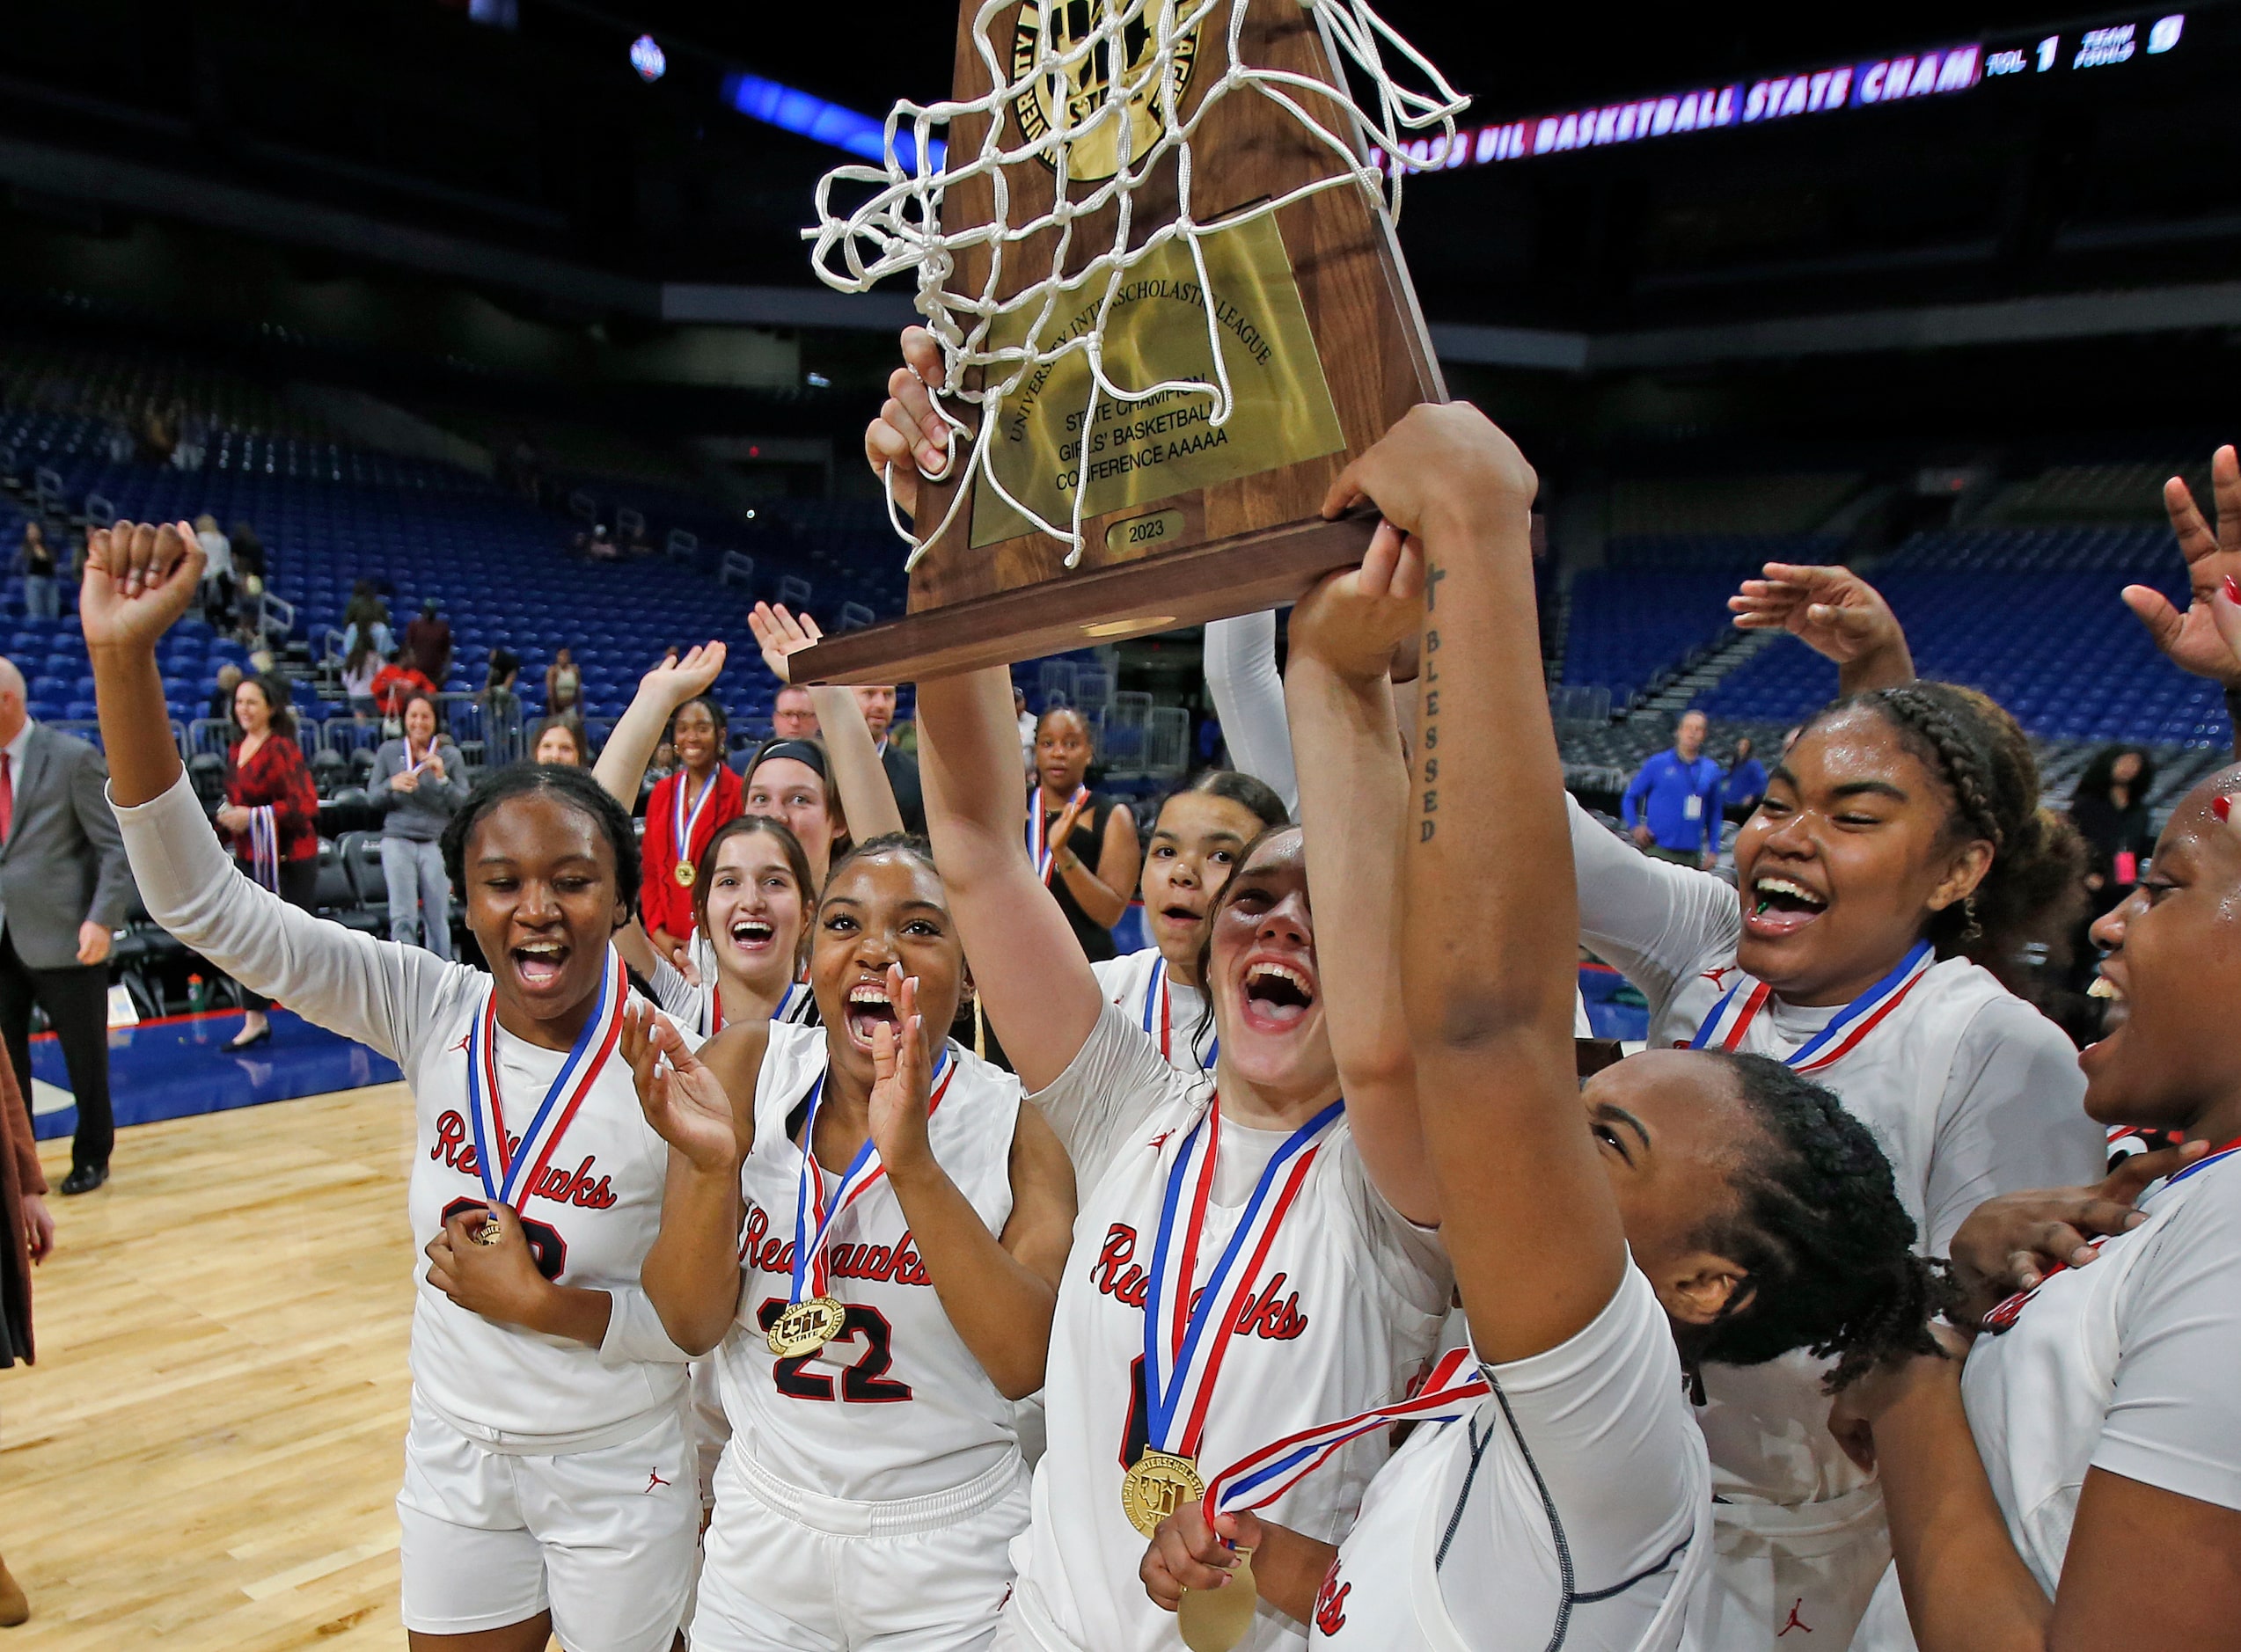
[[1417, 560, 1442, 842]]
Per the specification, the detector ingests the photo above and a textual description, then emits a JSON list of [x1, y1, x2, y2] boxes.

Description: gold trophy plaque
[[793, 0, 1450, 684]]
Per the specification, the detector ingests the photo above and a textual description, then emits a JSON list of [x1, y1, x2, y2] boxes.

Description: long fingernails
[[2224, 574, 2241, 605], [2215, 795, 2231, 824]]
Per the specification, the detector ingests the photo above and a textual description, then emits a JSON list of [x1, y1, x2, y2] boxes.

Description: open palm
[[866, 965, 936, 1181], [749, 603, 824, 683], [620, 1002, 738, 1173], [2127, 444, 2241, 686], [79, 520, 203, 653], [636, 641, 728, 711]]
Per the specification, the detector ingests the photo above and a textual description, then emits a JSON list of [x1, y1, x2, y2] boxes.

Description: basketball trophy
[[791, 0, 1466, 683]]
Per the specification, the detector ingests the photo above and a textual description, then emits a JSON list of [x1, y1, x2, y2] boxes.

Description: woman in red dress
[[216, 674, 320, 1049], [639, 694, 742, 967]]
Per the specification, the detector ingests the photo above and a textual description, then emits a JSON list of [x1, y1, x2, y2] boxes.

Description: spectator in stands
[[2070, 744, 2157, 909], [194, 515, 232, 630], [341, 581, 392, 663], [228, 521, 265, 640], [531, 717, 585, 766], [373, 695, 466, 961], [206, 662, 243, 726], [0, 658, 133, 1197], [215, 675, 319, 1050], [480, 647, 522, 757], [341, 639, 380, 720], [1723, 733, 1768, 821], [404, 597, 453, 690], [0, 1046, 51, 1626], [1030, 705, 1142, 962], [587, 523, 619, 561], [1015, 684, 1036, 773], [1622, 708, 1724, 868], [369, 649, 436, 727], [771, 683, 818, 739], [853, 681, 925, 833], [545, 647, 584, 726], [15, 524, 57, 622]]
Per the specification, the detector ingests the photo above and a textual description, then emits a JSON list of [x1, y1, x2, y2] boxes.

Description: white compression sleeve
[[1203, 610, 1298, 812]]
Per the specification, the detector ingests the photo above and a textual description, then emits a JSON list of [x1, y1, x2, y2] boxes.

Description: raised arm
[[915, 666, 1106, 1095], [591, 645, 727, 980], [1202, 610, 1299, 811], [748, 603, 904, 842], [1728, 561, 1915, 696], [1363, 405, 1627, 1363], [1283, 553, 1437, 1224]]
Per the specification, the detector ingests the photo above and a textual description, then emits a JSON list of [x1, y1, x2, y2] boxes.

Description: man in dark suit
[[0, 659, 134, 1194], [853, 683, 925, 835]]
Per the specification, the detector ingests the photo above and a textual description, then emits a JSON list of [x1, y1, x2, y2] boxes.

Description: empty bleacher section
[[1562, 534, 1841, 707], [1981, 457, 2209, 525], [1695, 525, 2223, 749]]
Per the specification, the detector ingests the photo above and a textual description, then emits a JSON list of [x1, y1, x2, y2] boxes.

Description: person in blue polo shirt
[[1622, 708, 1725, 867], [1722, 733, 1769, 821]]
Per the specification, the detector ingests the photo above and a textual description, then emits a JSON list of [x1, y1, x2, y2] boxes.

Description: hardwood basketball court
[[4, 1086, 425, 1650]]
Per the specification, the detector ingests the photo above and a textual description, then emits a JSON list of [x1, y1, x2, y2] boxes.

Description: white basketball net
[[805, 0, 1466, 567]]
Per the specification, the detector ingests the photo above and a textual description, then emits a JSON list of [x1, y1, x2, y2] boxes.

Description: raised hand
[[1046, 787, 1089, 859], [635, 641, 728, 712], [749, 603, 824, 684], [1728, 562, 1911, 683], [620, 999, 739, 1173], [1286, 518, 1427, 683], [866, 965, 936, 1184], [1320, 402, 1536, 548], [2127, 444, 2241, 686], [862, 325, 955, 518], [81, 520, 203, 654]]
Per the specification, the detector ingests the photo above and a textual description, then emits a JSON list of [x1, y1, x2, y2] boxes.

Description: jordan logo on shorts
[[644, 1468, 670, 1495], [1778, 1597, 1813, 1635]]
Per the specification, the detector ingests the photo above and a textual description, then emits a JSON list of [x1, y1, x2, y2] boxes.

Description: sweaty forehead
[[828, 849, 945, 910], [1236, 828, 1307, 883], [1788, 707, 1929, 784], [474, 792, 609, 864]]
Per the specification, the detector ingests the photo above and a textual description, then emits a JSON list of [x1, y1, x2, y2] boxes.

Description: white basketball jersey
[[714, 1021, 1025, 1503], [1010, 1009, 1450, 1652], [405, 983, 686, 1444], [1091, 948, 1213, 1075]]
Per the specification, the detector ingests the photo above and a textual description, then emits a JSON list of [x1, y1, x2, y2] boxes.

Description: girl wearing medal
[[1090, 772, 1290, 1078], [1138, 404, 1955, 1651], [1556, 581, 2105, 1644], [1028, 707, 1140, 964], [85, 521, 706, 1652], [641, 693, 743, 964], [619, 828, 1077, 1652], [1833, 760, 2241, 1652]]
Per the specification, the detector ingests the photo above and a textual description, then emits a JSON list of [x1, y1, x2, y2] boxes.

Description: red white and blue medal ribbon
[[1689, 939, 1932, 1072], [465, 946, 626, 1216], [1202, 1347, 1489, 1520], [673, 768, 720, 865], [705, 976, 815, 1038], [1142, 1094, 1346, 1465], [1140, 954, 1216, 1072], [787, 1046, 957, 1305], [247, 804, 281, 892], [1984, 1130, 2241, 1334], [1028, 785, 1089, 885]]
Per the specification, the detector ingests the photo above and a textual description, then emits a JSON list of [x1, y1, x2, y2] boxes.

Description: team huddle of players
[[71, 341, 2241, 1652]]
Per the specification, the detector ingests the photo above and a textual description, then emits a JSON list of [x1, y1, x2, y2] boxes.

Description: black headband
[[753, 738, 827, 780]]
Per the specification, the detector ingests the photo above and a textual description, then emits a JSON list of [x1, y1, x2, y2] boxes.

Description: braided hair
[[1801, 682, 2083, 969], [1689, 1053, 1959, 1392]]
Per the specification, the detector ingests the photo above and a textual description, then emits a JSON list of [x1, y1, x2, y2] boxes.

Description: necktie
[[1, 751, 15, 845]]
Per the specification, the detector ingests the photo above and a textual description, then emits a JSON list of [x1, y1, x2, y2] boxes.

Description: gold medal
[[1177, 1548, 1257, 1652], [674, 859, 697, 888], [1119, 1450, 1205, 1538], [766, 1294, 847, 1357], [473, 1216, 504, 1246]]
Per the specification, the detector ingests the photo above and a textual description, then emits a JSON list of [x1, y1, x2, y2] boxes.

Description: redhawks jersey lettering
[[740, 1200, 934, 1287], [1090, 1222, 1311, 1340], [1314, 1561, 1349, 1634], [428, 1109, 618, 1210]]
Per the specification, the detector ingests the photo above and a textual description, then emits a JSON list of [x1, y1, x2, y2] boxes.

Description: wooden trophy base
[[791, 511, 1374, 684]]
